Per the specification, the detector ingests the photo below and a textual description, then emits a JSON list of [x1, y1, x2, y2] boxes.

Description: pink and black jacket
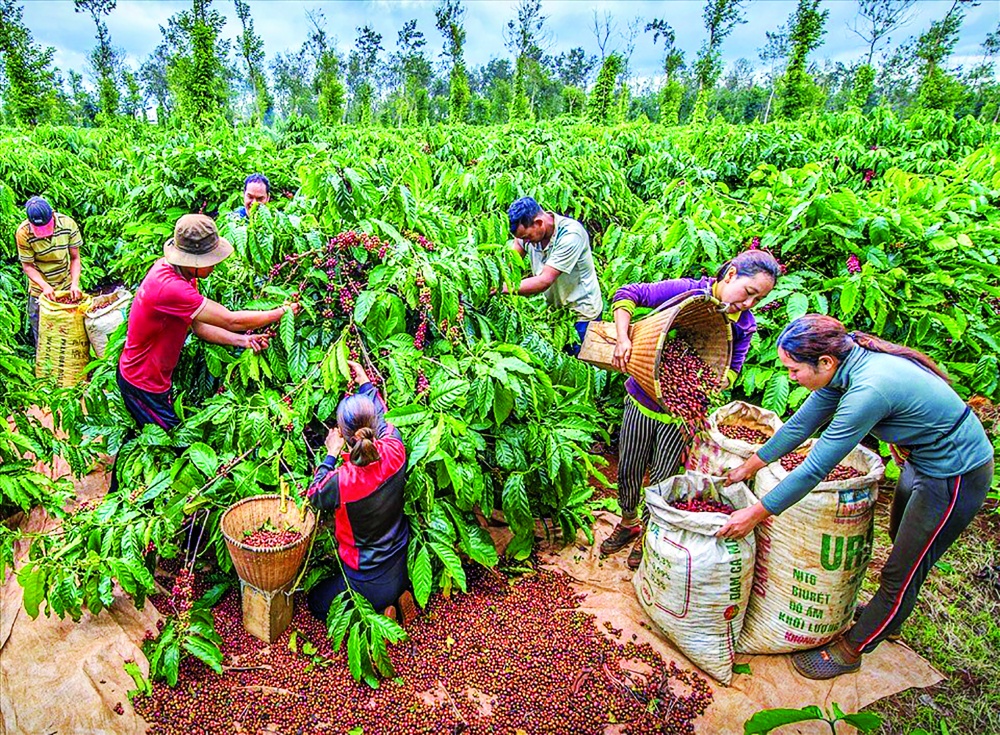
[[306, 383, 408, 578]]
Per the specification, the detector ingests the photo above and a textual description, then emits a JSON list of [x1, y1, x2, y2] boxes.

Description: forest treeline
[[0, 0, 998, 128]]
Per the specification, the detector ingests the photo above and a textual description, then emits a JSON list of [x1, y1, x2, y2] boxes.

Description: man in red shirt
[[110, 214, 299, 490]]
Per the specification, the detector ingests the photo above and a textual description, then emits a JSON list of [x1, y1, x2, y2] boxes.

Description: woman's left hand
[[716, 503, 770, 540], [325, 427, 346, 457]]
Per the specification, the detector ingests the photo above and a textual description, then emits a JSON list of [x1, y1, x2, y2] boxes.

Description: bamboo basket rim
[[221, 494, 316, 554]]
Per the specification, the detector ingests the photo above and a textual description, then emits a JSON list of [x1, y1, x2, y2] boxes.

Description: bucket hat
[[26, 196, 55, 238], [163, 214, 234, 268]]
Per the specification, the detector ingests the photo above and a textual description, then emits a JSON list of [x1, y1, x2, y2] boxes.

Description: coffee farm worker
[[16, 196, 83, 346], [720, 315, 994, 680], [602, 250, 780, 570], [235, 173, 270, 219], [505, 196, 603, 354], [305, 360, 416, 625], [109, 214, 299, 491]]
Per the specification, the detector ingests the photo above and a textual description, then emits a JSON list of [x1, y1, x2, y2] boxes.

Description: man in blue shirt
[[234, 173, 270, 219]]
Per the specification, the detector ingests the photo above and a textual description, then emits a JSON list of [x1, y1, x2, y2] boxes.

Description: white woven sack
[[633, 472, 757, 685], [84, 288, 132, 358], [737, 441, 884, 654], [685, 401, 783, 477]]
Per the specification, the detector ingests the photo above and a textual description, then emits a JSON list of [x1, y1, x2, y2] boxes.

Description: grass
[[865, 491, 1000, 735]]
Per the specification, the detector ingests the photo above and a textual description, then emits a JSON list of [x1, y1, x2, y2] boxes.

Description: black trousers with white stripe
[[617, 397, 689, 519], [845, 458, 992, 653]]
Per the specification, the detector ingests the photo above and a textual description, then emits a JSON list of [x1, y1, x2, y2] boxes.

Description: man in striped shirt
[[16, 197, 83, 345]]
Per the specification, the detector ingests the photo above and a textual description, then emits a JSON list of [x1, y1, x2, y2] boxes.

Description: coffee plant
[[1, 107, 998, 687]]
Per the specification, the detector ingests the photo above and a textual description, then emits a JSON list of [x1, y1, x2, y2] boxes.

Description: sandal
[[626, 536, 644, 570], [791, 638, 862, 680], [601, 520, 642, 555], [397, 590, 418, 626]]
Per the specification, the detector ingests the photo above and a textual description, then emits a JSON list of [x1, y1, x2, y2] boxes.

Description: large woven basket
[[221, 495, 317, 592], [580, 293, 733, 408], [36, 291, 92, 387]]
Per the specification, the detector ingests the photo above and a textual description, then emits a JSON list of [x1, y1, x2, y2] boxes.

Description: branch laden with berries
[[17, 200, 604, 686]]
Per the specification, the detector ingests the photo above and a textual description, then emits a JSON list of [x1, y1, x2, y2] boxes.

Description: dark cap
[[26, 196, 53, 225]]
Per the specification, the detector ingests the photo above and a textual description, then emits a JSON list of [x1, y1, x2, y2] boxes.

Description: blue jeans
[[566, 320, 590, 357], [307, 550, 410, 622], [28, 295, 39, 348]]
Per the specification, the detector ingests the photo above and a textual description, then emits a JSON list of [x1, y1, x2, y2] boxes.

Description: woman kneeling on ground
[[720, 314, 994, 679], [305, 360, 416, 624], [602, 249, 781, 569]]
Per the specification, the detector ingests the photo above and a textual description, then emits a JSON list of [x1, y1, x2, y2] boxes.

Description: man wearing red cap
[[16, 196, 83, 345], [109, 214, 299, 492]]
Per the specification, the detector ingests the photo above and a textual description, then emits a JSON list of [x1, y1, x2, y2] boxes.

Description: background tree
[[586, 52, 622, 124], [270, 48, 315, 119], [347, 25, 382, 124], [120, 67, 143, 120], [0, 0, 60, 125], [848, 0, 916, 109], [692, 0, 749, 122], [234, 0, 273, 125], [66, 69, 98, 124], [140, 43, 172, 123], [475, 58, 513, 123], [646, 19, 685, 125], [304, 11, 345, 126], [758, 26, 788, 122], [504, 0, 547, 122], [613, 17, 643, 123], [979, 23, 1000, 122], [553, 47, 596, 117], [435, 0, 470, 123], [160, 0, 232, 125], [391, 20, 431, 125], [591, 11, 616, 60], [775, 0, 828, 119], [74, 0, 120, 122], [914, 0, 976, 113]]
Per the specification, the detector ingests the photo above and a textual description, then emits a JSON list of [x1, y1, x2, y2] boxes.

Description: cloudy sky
[[20, 0, 1000, 87]]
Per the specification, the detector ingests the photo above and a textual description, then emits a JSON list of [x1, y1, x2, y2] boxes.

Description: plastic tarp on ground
[[1, 465, 161, 735], [531, 512, 943, 735]]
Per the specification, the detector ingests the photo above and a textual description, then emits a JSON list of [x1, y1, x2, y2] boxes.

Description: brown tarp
[[0, 463, 941, 735], [0, 463, 160, 735], [533, 512, 943, 735]]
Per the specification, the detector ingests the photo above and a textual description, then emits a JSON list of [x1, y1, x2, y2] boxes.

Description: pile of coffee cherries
[[134, 564, 714, 734], [242, 527, 302, 548], [657, 339, 724, 433], [669, 497, 734, 515], [718, 423, 770, 445], [780, 452, 864, 481]]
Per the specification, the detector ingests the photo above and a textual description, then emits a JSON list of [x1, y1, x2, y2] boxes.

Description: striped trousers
[[617, 397, 688, 519]]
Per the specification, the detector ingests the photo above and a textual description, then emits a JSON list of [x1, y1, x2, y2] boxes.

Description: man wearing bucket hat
[[15, 196, 84, 345], [109, 214, 300, 491]]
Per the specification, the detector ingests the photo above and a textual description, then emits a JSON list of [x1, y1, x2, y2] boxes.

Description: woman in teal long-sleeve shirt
[[720, 314, 994, 680]]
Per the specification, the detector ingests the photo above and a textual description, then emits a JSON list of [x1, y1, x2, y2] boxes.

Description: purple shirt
[[612, 276, 757, 414]]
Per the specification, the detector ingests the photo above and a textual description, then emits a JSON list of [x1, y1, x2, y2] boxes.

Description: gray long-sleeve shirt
[[757, 346, 993, 515]]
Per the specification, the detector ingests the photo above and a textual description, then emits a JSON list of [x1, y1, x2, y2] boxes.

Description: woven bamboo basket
[[221, 495, 317, 592], [580, 293, 733, 409], [36, 291, 92, 387]]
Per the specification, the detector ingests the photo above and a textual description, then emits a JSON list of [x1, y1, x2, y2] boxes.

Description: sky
[[19, 0, 1000, 89]]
